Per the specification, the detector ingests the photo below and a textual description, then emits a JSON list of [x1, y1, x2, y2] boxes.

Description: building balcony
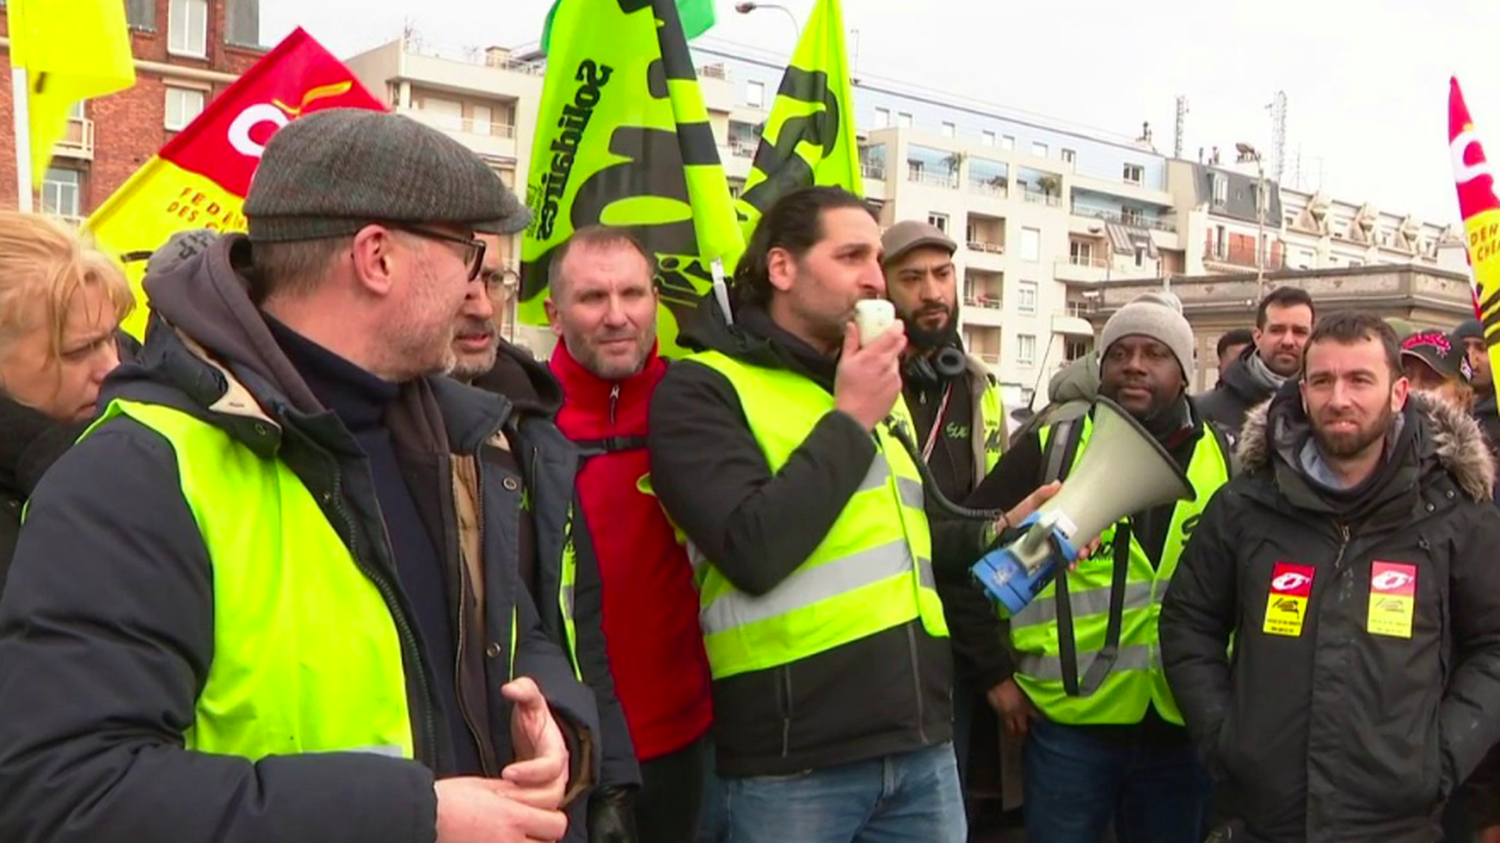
[[968, 177, 1008, 199], [397, 107, 517, 158], [961, 297, 1005, 326], [1203, 247, 1285, 271], [1070, 202, 1177, 233], [53, 118, 94, 160], [1053, 255, 1110, 283], [862, 163, 887, 181], [730, 140, 757, 159], [907, 166, 958, 189], [1022, 190, 1063, 208], [1052, 313, 1095, 337]]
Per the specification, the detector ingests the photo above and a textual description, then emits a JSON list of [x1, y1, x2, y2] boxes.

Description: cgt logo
[[1272, 572, 1312, 592], [227, 82, 356, 159], [1372, 570, 1415, 592], [1453, 126, 1494, 187]]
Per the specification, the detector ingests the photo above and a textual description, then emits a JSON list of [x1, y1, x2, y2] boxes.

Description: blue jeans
[[1023, 719, 1212, 843], [717, 743, 966, 843]]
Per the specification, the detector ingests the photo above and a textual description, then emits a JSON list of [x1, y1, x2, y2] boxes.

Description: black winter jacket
[[0, 236, 600, 843], [464, 341, 642, 803], [648, 298, 953, 777], [1161, 387, 1500, 843], [1195, 345, 1277, 439]]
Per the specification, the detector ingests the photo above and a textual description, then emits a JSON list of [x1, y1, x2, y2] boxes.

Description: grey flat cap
[[882, 220, 957, 266], [244, 108, 530, 243]]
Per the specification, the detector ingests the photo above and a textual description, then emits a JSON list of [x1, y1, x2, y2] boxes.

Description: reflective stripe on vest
[[558, 510, 582, 681], [1010, 416, 1230, 726], [85, 400, 415, 760], [688, 350, 948, 680]]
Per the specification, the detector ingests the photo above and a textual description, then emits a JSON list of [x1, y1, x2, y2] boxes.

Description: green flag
[[735, 0, 864, 238], [539, 0, 715, 55], [521, 0, 744, 355]]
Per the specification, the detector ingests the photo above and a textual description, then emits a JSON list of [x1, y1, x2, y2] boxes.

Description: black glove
[[587, 785, 639, 843]]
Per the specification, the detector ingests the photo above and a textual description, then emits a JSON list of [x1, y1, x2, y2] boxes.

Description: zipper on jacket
[[328, 475, 440, 767], [779, 666, 793, 758], [1332, 522, 1352, 572], [907, 624, 929, 744], [451, 454, 499, 776], [608, 385, 621, 427]]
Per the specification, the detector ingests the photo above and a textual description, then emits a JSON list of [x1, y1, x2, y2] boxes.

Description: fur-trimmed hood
[[1237, 389, 1497, 503]]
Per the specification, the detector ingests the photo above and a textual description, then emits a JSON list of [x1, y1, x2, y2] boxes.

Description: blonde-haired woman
[[0, 211, 134, 589]]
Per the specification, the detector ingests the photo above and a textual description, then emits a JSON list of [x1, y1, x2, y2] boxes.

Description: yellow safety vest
[[1010, 415, 1230, 725], [83, 399, 419, 760], [687, 350, 948, 680]]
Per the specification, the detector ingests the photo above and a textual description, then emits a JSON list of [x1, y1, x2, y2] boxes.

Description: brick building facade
[[0, 0, 263, 219]]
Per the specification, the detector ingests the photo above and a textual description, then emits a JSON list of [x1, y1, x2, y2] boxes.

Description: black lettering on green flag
[[521, 0, 743, 355], [735, 0, 864, 239]]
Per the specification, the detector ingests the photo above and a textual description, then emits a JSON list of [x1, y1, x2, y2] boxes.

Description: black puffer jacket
[[1195, 345, 1277, 439], [1161, 386, 1500, 843]]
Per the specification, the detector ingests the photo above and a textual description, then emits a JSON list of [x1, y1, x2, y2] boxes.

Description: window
[[169, 0, 208, 56], [1061, 148, 1076, 165], [1123, 163, 1144, 185], [1134, 248, 1147, 268], [126, 0, 156, 30], [1018, 281, 1038, 314], [1214, 225, 1228, 258], [981, 131, 995, 147], [1297, 249, 1315, 269], [164, 86, 205, 131], [471, 104, 493, 135], [874, 107, 890, 128], [941, 122, 956, 138], [1070, 240, 1093, 265], [1001, 135, 1015, 151], [1017, 334, 1038, 366], [1032, 142, 1049, 158], [1349, 258, 1364, 267], [40, 168, 81, 219], [746, 80, 765, 108], [1065, 340, 1090, 361], [1211, 174, 1228, 206], [1020, 227, 1041, 262], [67, 100, 86, 120], [898, 112, 913, 129], [225, 0, 259, 47], [927, 212, 949, 233], [1121, 206, 1144, 226]]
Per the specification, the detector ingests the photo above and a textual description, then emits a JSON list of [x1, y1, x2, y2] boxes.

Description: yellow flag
[[519, 0, 744, 355], [735, 0, 864, 238], [7, 0, 136, 179]]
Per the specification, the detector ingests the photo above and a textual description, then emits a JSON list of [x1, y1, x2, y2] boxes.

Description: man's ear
[[350, 225, 402, 298]]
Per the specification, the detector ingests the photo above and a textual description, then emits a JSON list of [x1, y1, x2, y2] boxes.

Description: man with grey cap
[[0, 108, 601, 843], [880, 219, 1007, 790], [966, 291, 1235, 843]]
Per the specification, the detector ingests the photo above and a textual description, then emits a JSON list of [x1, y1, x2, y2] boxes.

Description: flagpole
[[11, 63, 34, 213]]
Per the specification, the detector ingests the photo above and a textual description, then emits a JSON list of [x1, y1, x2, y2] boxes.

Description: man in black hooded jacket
[[1197, 286, 1314, 439], [1161, 312, 1500, 843]]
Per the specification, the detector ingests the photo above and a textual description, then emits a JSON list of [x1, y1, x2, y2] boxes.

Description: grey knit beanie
[[243, 108, 530, 243], [1099, 291, 1195, 384]]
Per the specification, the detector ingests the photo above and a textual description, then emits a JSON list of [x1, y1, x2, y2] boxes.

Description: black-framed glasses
[[390, 224, 487, 282]]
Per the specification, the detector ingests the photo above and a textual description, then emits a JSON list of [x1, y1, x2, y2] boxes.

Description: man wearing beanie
[[965, 291, 1236, 843], [0, 109, 603, 843], [1198, 286, 1315, 439]]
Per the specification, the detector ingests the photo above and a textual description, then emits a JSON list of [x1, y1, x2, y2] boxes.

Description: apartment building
[[0, 0, 264, 222]]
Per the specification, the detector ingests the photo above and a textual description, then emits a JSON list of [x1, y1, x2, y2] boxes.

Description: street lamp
[[734, 2, 801, 42], [1237, 141, 1268, 299]]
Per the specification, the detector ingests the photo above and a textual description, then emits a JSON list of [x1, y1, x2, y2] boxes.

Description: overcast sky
[[263, 0, 1500, 225]]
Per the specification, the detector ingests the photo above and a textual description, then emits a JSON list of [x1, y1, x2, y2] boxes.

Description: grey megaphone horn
[[972, 396, 1197, 614]]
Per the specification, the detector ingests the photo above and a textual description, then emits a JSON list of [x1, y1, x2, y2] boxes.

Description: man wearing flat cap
[[879, 220, 1008, 791], [0, 109, 600, 843]]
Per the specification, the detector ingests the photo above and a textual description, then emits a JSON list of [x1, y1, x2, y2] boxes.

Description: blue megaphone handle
[[970, 511, 1080, 615]]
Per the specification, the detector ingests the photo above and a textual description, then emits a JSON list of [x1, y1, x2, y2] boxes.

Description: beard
[[1311, 403, 1396, 459], [900, 304, 958, 350]]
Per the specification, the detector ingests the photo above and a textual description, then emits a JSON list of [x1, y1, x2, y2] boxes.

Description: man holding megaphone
[[963, 292, 1236, 843]]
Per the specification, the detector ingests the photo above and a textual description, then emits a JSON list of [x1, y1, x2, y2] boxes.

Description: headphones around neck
[[903, 345, 968, 388]]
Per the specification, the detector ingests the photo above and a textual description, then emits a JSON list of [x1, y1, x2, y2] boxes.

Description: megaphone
[[971, 397, 1196, 615]]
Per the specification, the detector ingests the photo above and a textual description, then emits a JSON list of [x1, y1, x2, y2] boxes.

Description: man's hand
[[434, 777, 569, 843], [996, 481, 1102, 570], [834, 319, 906, 431], [499, 677, 569, 812], [987, 678, 1041, 739]]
